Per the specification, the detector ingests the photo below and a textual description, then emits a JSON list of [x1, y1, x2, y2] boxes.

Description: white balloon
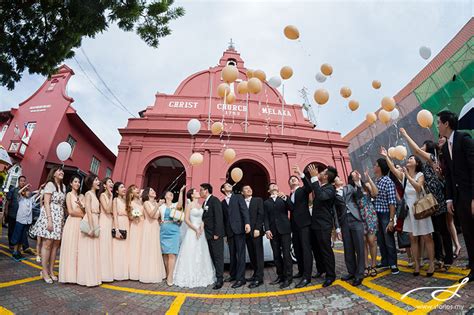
[[419, 46, 431, 60], [56, 142, 72, 162], [391, 108, 400, 120], [187, 119, 201, 136], [315, 72, 327, 83], [268, 76, 282, 88]]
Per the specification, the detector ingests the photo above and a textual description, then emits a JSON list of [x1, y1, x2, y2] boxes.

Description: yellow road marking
[[0, 306, 14, 315], [165, 295, 186, 315], [362, 279, 423, 308], [0, 249, 42, 270], [0, 276, 42, 288]]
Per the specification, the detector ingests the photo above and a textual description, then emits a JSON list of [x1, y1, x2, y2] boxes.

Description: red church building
[[0, 65, 116, 190], [114, 45, 351, 198]]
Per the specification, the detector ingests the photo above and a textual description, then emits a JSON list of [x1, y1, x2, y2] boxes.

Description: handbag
[[413, 187, 438, 220], [170, 207, 184, 223], [119, 229, 127, 240], [397, 231, 411, 249], [80, 219, 100, 237]]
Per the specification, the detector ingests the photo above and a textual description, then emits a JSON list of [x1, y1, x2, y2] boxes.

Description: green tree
[[0, 0, 184, 90]]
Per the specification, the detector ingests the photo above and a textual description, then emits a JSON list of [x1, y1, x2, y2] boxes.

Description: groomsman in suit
[[305, 164, 338, 288], [264, 183, 293, 289], [242, 185, 265, 288], [200, 183, 225, 290], [437, 110, 474, 283], [221, 182, 251, 288], [285, 167, 314, 288]]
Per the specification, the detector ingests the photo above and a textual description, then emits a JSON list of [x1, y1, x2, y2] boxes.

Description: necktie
[[448, 140, 453, 160]]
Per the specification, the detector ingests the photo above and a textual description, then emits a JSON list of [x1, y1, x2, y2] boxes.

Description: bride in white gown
[[173, 188, 216, 288]]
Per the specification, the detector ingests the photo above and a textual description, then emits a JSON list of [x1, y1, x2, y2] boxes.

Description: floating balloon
[[247, 77, 262, 94], [394, 145, 407, 160], [280, 66, 293, 80], [315, 72, 327, 83], [340, 86, 352, 98], [211, 122, 224, 135], [268, 76, 282, 88], [187, 119, 201, 136], [348, 100, 359, 111], [189, 152, 204, 166], [419, 46, 431, 60], [381, 96, 396, 112], [217, 83, 230, 98], [391, 108, 400, 120], [378, 110, 391, 124], [366, 112, 377, 124], [246, 69, 254, 79], [222, 65, 239, 83], [320, 63, 333, 76], [314, 89, 329, 105], [253, 69, 266, 82], [56, 142, 72, 162], [223, 148, 236, 163], [230, 167, 243, 182], [372, 80, 381, 89], [283, 25, 299, 40], [237, 81, 248, 94], [388, 147, 396, 159], [417, 109, 433, 128], [226, 91, 236, 104]]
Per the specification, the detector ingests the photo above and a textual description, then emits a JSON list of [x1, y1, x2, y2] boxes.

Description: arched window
[[4, 164, 22, 191]]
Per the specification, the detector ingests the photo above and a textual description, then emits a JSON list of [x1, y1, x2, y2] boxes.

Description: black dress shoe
[[212, 282, 223, 290], [280, 280, 292, 289], [351, 278, 363, 286], [245, 276, 256, 282], [224, 276, 236, 282], [231, 280, 246, 288], [312, 272, 325, 279], [248, 280, 263, 289], [341, 274, 354, 281], [295, 278, 310, 288], [294, 272, 303, 279], [270, 277, 284, 285], [322, 279, 334, 288], [459, 273, 473, 283]]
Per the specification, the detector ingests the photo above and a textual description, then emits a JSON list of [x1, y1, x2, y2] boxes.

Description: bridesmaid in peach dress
[[59, 175, 84, 283], [98, 177, 114, 282], [77, 175, 102, 287], [127, 185, 144, 280], [112, 182, 129, 280], [139, 188, 166, 283]]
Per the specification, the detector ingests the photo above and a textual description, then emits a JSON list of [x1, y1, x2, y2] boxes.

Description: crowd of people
[[2, 110, 473, 290]]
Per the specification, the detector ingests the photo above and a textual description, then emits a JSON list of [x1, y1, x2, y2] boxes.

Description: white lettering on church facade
[[168, 101, 199, 109], [261, 107, 292, 117]]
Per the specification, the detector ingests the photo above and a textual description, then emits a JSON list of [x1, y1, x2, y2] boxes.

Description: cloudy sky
[[1, 0, 472, 155]]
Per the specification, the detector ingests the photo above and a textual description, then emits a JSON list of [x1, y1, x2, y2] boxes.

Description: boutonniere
[[204, 205, 209, 211]]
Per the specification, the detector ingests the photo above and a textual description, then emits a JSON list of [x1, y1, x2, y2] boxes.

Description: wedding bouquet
[[131, 208, 141, 218]]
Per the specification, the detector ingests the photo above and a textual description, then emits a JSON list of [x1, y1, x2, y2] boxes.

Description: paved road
[[0, 229, 472, 314]]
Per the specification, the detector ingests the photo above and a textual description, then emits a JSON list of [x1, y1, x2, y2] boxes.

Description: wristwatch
[[389, 218, 394, 222]]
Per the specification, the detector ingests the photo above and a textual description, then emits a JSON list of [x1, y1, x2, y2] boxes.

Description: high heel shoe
[[40, 271, 53, 284], [413, 272, 420, 276], [50, 274, 58, 281]]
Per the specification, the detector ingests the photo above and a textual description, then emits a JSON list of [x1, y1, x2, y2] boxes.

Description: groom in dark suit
[[221, 182, 251, 288], [200, 183, 225, 289]]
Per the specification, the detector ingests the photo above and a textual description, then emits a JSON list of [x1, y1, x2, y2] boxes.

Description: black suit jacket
[[222, 193, 250, 236], [442, 131, 474, 203], [246, 197, 264, 234], [264, 196, 291, 235], [286, 176, 312, 228], [311, 181, 337, 230], [202, 195, 225, 240]]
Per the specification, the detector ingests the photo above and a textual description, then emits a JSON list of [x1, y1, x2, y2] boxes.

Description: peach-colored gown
[[59, 193, 84, 283], [77, 191, 101, 287], [139, 201, 166, 283], [129, 202, 144, 280], [113, 198, 130, 280], [99, 193, 114, 282]]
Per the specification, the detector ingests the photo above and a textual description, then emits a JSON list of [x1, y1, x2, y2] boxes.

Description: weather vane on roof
[[228, 38, 235, 50]]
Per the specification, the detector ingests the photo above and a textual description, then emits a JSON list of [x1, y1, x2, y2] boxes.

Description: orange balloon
[[381, 96, 396, 112], [211, 122, 224, 135], [314, 89, 329, 105], [247, 78, 262, 94], [231, 167, 243, 182], [348, 100, 359, 111], [283, 25, 299, 40], [222, 65, 239, 83], [223, 148, 236, 163], [226, 91, 236, 104], [366, 112, 377, 124], [388, 147, 396, 159], [372, 80, 381, 89], [189, 152, 203, 166], [320, 63, 333, 76], [340, 87, 352, 98], [246, 69, 254, 79], [417, 109, 434, 128], [217, 83, 230, 98], [378, 109, 391, 124], [280, 66, 293, 80], [394, 145, 407, 160], [237, 81, 248, 94], [253, 69, 266, 82]]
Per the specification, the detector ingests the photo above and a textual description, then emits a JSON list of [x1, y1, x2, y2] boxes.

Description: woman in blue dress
[[159, 185, 185, 286]]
